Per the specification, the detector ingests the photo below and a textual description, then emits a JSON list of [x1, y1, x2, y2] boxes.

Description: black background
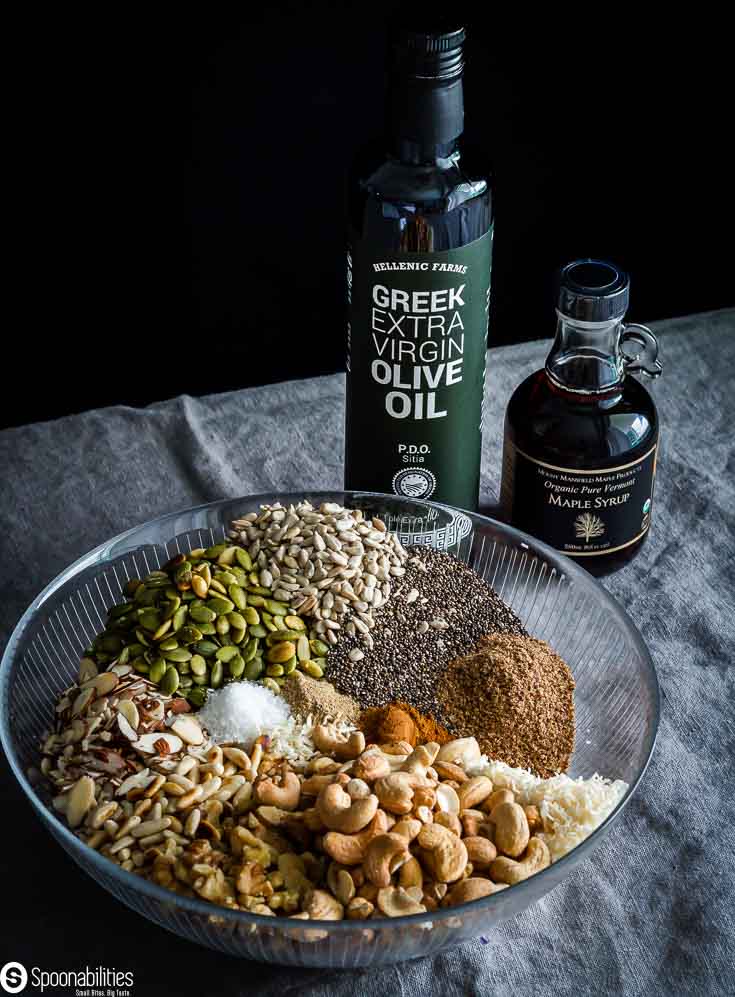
[[3, 4, 732, 430]]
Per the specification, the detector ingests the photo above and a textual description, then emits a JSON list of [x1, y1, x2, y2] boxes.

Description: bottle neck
[[388, 76, 464, 164], [545, 313, 627, 394]]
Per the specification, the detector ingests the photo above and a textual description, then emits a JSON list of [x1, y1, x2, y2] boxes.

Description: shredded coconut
[[265, 715, 358, 770], [469, 757, 628, 861], [197, 682, 289, 746]]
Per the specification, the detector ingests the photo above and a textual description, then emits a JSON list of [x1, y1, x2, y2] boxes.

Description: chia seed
[[325, 546, 527, 717]]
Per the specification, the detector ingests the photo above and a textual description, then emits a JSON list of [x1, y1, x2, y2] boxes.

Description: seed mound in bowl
[[35, 500, 627, 923]]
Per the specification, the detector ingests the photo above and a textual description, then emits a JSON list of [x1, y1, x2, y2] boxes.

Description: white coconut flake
[[469, 757, 628, 862], [197, 682, 289, 747], [266, 715, 358, 770]]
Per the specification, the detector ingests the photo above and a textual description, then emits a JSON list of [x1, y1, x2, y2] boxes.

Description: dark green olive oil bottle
[[344, 23, 493, 511]]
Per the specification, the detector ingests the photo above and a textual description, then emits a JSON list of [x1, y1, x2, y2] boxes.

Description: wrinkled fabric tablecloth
[[1, 309, 733, 997]]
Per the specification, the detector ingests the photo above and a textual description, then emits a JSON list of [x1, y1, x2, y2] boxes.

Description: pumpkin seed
[[209, 578, 227, 595], [195, 640, 220, 656], [249, 624, 267, 638], [267, 641, 296, 664], [282, 656, 297, 675], [266, 663, 285, 677], [163, 648, 192, 663], [189, 605, 217, 624], [229, 655, 245, 678], [215, 616, 230, 635], [284, 616, 306, 631], [190, 654, 207, 676], [244, 658, 264, 681], [191, 574, 209, 598], [158, 636, 179, 652], [228, 584, 247, 611], [207, 596, 235, 615], [262, 677, 281, 694], [160, 666, 180, 695], [215, 645, 239, 663], [301, 659, 324, 678], [188, 686, 207, 707], [210, 660, 224, 688], [235, 547, 253, 570], [296, 636, 310, 662], [149, 659, 167, 684], [231, 627, 246, 645], [310, 639, 329, 657], [265, 599, 288, 616]]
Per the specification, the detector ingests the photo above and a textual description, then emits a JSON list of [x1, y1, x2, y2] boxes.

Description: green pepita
[[163, 648, 192, 663], [244, 658, 264, 681], [160, 666, 180, 695], [301, 659, 324, 678], [189, 605, 217, 624], [210, 660, 224, 688], [228, 584, 247, 611], [215, 645, 239, 663], [235, 548, 253, 570], [190, 654, 207, 676], [207, 596, 235, 615], [310, 639, 329, 657]]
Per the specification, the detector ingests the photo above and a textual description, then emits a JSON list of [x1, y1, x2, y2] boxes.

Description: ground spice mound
[[359, 701, 452, 746], [327, 547, 527, 714], [281, 672, 360, 725], [439, 634, 576, 778]]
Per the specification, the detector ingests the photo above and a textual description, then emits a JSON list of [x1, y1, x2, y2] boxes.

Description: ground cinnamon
[[359, 701, 452, 747]]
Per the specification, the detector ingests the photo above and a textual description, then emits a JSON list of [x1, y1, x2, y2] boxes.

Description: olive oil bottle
[[345, 23, 493, 510], [501, 260, 662, 575]]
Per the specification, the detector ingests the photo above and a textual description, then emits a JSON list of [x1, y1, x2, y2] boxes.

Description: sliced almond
[[78, 657, 98, 683], [71, 687, 95, 717], [116, 768, 152, 797], [135, 732, 183, 756], [170, 715, 204, 746], [66, 775, 96, 828], [118, 699, 140, 731], [117, 713, 139, 742]]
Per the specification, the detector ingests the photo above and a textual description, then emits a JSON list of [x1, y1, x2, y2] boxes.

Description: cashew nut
[[313, 725, 365, 760], [346, 778, 371, 800], [322, 809, 391, 865], [377, 885, 426, 917], [327, 863, 356, 906], [482, 787, 515, 814], [457, 775, 494, 810], [398, 855, 424, 890], [492, 802, 530, 858], [391, 818, 422, 842], [352, 752, 391, 783], [434, 760, 468, 783], [489, 837, 551, 884], [374, 771, 427, 815], [347, 896, 374, 919], [316, 782, 379, 833], [434, 811, 463, 836], [402, 742, 440, 777], [437, 737, 481, 767], [435, 783, 461, 813], [254, 769, 301, 811], [524, 804, 542, 834], [300, 773, 336, 796], [460, 808, 486, 837], [364, 832, 410, 887], [417, 823, 468, 883], [303, 888, 344, 920], [443, 877, 508, 906], [463, 836, 497, 869]]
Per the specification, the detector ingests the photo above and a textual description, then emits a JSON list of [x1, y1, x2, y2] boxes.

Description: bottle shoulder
[[348, 141, 493, 251], [505, 370, 658, 466]]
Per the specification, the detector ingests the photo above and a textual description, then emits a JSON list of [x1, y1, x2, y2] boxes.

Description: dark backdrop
[[4, 4, 732, 429]]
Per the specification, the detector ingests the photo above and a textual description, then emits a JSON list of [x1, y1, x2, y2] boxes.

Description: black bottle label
[[501, 440, 658, 557], [345, 228, 493, 509]]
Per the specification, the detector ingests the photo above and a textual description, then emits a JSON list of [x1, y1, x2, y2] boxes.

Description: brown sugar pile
[[360, 701, 452, 747], [438, 634, 575, 777]]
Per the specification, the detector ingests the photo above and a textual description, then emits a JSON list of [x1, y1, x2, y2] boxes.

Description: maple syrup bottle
[[501, 260, 662, 576]]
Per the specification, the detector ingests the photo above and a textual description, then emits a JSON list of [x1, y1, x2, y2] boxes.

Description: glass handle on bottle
[[620, 324, 662, 378]]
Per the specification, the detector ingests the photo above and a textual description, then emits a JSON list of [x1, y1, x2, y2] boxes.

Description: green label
[[345, 228, 493, 510]]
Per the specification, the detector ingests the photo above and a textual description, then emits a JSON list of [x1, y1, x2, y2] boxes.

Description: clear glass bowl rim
[[0, 490, 660, 931]]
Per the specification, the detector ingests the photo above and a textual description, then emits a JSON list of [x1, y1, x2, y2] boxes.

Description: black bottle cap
[[557, 259, 630, 322], [390, 22, 465, 80]]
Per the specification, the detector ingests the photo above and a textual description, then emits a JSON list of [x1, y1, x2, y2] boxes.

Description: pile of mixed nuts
[[42, 654, 549, 920]]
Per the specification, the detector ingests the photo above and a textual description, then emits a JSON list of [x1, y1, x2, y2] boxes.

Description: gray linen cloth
[[0, 309, 733, 996]]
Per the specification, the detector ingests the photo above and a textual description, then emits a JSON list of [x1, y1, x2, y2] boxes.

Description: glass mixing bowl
[[0, 492, 658, 967]]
